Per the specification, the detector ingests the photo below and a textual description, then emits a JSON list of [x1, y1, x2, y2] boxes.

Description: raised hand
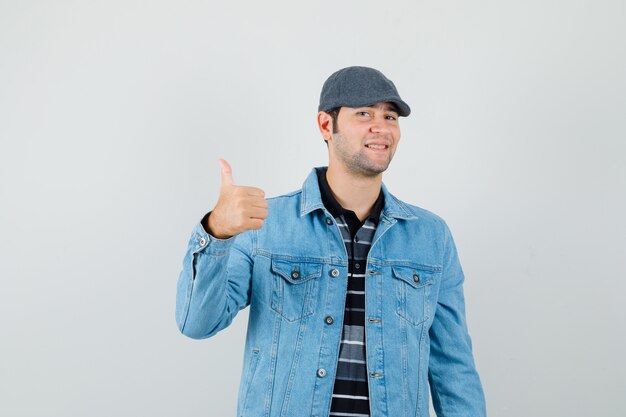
[[206, 159, 269, 239]]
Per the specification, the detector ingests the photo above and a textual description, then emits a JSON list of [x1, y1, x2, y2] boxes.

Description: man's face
[[328, 102, 401, 177]]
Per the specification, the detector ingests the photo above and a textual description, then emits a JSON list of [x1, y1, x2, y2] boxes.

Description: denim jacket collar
[[300, 166, 418, 221]]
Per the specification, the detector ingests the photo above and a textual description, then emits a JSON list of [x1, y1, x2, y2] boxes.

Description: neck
[[325, 163, 382, 222]]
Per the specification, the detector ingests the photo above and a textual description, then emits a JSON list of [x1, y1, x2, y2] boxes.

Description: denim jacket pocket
[[271, 258, 322, 322], [392, 265, 436, 326]]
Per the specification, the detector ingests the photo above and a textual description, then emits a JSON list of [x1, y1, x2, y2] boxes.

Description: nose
[[370, 114, 392, 135]]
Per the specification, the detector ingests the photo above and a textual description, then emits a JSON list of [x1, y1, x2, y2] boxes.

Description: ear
[[317, 111, 333, 143]]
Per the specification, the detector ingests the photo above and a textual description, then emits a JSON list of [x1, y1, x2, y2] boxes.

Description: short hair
[[321, 107, 340, 147], [327, 107, 341, 134]]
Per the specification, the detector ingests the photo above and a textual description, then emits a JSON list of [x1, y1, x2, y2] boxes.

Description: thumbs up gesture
[[206, 159, 269, 239]]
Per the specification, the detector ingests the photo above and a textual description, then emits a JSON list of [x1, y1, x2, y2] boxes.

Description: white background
[[1, 1, 625, 416]]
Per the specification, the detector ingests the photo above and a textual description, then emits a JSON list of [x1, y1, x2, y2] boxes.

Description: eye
[[357, 111, 370, 117], [385, 114, 398, 121]]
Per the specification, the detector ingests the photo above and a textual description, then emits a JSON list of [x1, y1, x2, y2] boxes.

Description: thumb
[[218, 158, 234, 187]]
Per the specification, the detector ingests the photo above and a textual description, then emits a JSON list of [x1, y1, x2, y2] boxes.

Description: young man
[[176, 66, 486, 417]]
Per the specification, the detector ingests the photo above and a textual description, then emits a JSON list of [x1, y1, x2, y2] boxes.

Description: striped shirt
[[316, 168, 384, 417]]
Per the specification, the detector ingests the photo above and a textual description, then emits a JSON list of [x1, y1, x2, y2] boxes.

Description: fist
[[206, 159, 269, 239]]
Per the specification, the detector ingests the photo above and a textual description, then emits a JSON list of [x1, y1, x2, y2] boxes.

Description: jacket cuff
[[191, 220, 235, 256]]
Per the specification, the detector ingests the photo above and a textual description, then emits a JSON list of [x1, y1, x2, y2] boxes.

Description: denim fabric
[[176, 167, 486, 417]]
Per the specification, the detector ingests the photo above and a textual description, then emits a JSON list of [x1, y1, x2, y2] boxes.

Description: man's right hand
[[206, 159, 269, 239]]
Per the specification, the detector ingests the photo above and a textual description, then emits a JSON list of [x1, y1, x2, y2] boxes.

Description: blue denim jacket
[[176, 167, 486, 417]]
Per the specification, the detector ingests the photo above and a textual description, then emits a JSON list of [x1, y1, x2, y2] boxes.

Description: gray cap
[[318, 66, 411, 117]]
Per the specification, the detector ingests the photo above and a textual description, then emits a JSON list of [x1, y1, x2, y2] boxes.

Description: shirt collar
[[315, 167, 384, 224]]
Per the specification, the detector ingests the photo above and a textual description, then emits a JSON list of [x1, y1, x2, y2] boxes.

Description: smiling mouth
[[365, 144, 389, 150]]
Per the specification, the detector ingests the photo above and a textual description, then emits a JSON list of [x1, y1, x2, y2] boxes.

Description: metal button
[[326, 217, 333, 225], [413, 273, 420, 283], [317, 368, 327, 378], [291, 271, 300, 279], [325, 316, 334, 325], [199, 237, 207, 247], [330, 268, 339, 278], [355, 263, 361, 269]]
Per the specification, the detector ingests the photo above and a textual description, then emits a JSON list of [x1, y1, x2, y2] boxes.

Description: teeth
[[366, 144, 386, 149]]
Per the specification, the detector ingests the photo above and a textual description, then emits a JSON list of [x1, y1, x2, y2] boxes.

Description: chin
[[354, 163, 390, 177]]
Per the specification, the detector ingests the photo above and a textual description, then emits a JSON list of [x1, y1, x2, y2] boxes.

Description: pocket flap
[[391, 265, 436, 289], [271, 259, 323, 284]]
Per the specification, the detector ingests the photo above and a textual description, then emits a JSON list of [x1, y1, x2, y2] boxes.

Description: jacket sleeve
[[175, 220, 254, 339], [428, 222, 486, 417]]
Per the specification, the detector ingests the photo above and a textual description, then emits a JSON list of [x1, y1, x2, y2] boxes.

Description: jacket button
[[291, 271, 300, 279], [325, 316, 334, 325], [413, 273, 420, 283], [199, 237, 207, 247], [330, 268, 339, 278], [317, 368, 327, 377], [326, 217, 333, 225]]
